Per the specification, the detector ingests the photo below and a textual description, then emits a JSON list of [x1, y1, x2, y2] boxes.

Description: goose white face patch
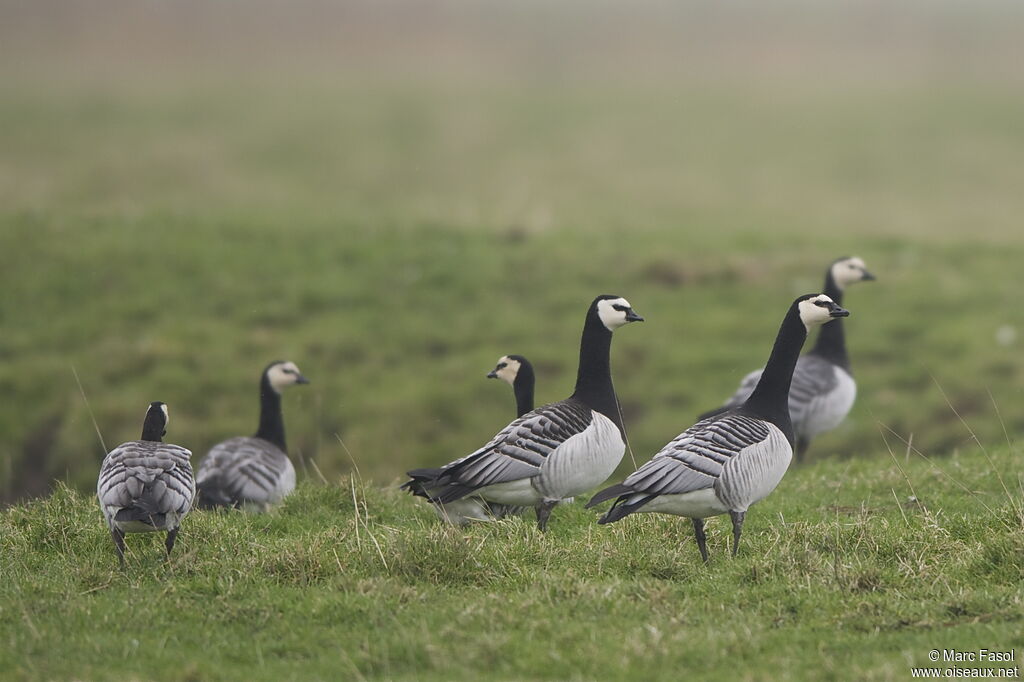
[[831, 256, 869, 290], [798, 295, 838, 330], [492, 356, 521, 386], [597, 297, 634, 331], [267, 361, 305, 393]]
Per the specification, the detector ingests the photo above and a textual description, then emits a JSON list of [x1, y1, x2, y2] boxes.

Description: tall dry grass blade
[[987, 388, 1018, 457], [878, 424, 924, 524], [308, 458, 329, 485], [931, 375, 1012, 504], [985, 389, 1024, 521], [615, 399, 638, 470], [891, 488, 910, 527], [878, 422, 1012, 532], [71, 364, 106, 453], [335, 432, 362, 480], [349, 475, 362, 551]]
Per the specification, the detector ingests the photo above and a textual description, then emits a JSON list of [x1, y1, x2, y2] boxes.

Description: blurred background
[[2, 0, 1022, 505]]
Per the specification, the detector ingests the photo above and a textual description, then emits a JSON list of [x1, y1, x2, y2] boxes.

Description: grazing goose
[[196, 361, 309, 511], [589, 294, 849, 561], [487, 354, 535, 418], [404, 295, 644, 531], [96, 402, 195, 566], [699, 257, 874, 460]]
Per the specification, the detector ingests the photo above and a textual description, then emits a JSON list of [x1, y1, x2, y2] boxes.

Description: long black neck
[[570, 313, 623, 434], [740, 305, 809, 445], [255, 375, 287, 452], [141, 411, 165, 443], [513, 364, 535, 418], [810, 270, 849, 370]]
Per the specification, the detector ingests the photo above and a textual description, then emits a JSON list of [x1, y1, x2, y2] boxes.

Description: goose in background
[[487, 354, 535, 418], [196, 361, 308, 511], [423, 355, 538, 526], [589, 294, 849, 561], [97, 402, 195, 566], [699, 256, 874, 460], [404, 295, 644, 531]]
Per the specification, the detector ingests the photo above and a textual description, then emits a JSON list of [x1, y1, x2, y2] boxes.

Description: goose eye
[[612, 304, 627, 312], [497, 363, 507, 369]]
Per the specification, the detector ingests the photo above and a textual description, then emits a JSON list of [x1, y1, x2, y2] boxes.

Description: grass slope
[[2, 443, 1021, 681], [3, 209, 1023, 501]]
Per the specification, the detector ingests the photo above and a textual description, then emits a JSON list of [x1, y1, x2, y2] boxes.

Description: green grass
[[2, 79, 1024, 498], [2, 3, 1024, 679], [1, 444, 1021, 681]]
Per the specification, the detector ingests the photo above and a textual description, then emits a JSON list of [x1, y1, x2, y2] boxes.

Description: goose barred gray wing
[[97, 441, 195, 530], [719, 370, 762, 410], [717, 355, 839, 425], [785, 354, 842, 430], [591, 414, 787, 521], [404, 399, 594, 504], [195, 437, 295, 508]]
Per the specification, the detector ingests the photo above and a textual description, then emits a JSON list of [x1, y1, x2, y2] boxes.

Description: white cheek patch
[[495, 359, 521, 386], [267, 362, 303, 392], [797, 296, 835, 329], [160, 403, 169, 426], [597, 298, 631, 330], [832, 257, 869, 289]]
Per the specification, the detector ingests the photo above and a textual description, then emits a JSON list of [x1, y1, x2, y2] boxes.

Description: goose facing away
[[699, 256, 874, 460], [196, 361, 309, 511], [589, 294, 849, 562], [403, 295, 644, 531], [96, 402, 195, 566]]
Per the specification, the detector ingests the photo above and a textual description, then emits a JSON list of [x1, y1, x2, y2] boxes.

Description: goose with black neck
[[699, 257, 874, 460], [196, 360, 309, 511], [97, 402, 195, 566], [589, 294, 849, 561], [487, 354, 535, 418], [403, 295, 643, 531], [421, 354, 537, 526]]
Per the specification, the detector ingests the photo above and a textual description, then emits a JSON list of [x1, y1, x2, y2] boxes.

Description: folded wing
[[404, 399, 594, 504]]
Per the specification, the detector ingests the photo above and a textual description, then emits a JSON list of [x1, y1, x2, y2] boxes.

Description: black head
[[590, 295, 645, 331], [487, 354, 532, 384], [794, 293, 850, 329], [829, 256, 876, 289], [141, 401, 169, 441], [262, 360, 310, 393]]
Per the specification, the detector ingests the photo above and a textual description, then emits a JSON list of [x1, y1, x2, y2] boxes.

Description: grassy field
[[2, 2, 1024, 680], [2, 78, 1023, 500], [2, 443, 1022, 681]]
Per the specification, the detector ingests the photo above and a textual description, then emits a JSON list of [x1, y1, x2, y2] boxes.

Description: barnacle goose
[[698, 257, 874, 460], [424, 355, 538, 526], [404, 295, 644, 531], [487, 354, 535, 419], [195, 361, 309, 511], [589, 294, 849, 561], [96, 402, 195, 566]]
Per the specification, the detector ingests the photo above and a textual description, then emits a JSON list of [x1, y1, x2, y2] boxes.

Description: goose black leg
[[111, 527, 126, 567], [165, 528, 179, 559], [795, 437, 810, 463], [729, 510, 746, 557], [692, 518, 709, 563], [536, 500, 557, 532]]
